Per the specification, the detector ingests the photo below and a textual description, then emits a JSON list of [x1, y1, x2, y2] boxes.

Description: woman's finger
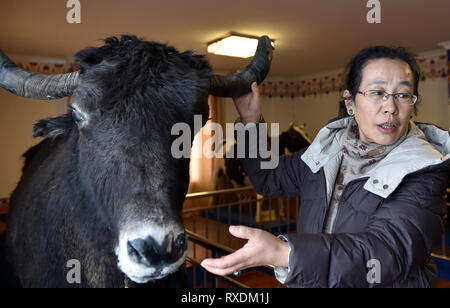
[[201, 248, 247, 270], [251, 81, 260, 99], [228, 225, 257, 240], [201, 262, 246, 277], [201, 251, 248, 276]]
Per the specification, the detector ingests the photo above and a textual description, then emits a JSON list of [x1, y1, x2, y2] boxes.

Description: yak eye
[[69, 106, 85, 123]]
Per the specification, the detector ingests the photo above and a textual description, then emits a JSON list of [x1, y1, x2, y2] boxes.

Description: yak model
[[0, 34, 272, 287]]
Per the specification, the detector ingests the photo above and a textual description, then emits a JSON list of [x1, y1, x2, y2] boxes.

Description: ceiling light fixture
[[207, 33, 275, 58]]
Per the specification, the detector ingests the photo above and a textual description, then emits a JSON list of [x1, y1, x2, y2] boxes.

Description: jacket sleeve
[[238, 120, 308, 197], [283, 164, 448, 287]]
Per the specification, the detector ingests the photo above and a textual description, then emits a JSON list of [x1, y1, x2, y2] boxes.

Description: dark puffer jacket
[[241, 116, 449, 288]]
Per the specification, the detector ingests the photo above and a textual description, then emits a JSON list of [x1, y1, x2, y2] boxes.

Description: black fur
[[33, 113, 74, 139], [0, 234, 20, 288], [223, 125, 311, 187], [4, 35, 211, 287]]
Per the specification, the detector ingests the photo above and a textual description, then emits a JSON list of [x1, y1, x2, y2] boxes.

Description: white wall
[[415, 77, 449, 130], [0, 91, 67, 198]]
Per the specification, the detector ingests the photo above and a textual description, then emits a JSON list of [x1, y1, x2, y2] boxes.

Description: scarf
[[323, 118, 409, 233]]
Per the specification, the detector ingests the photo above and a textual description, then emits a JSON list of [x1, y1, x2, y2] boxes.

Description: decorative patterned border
[[13, 54, 448, 100], [16, 61, 73, 74], [0, 198, 9, 236], [261, 74, 345, 99], [418, 55, 448, 80], [261, 55, 448, 99]]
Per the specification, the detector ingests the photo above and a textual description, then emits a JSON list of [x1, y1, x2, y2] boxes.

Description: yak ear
[[74, 47, 104, 73], [33, 113, 75, 139]]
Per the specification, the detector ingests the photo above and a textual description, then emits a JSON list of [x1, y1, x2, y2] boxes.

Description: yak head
[[0, 35, 272, 283]]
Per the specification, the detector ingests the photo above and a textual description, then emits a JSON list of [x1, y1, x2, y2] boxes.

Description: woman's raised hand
[[233, 82, 262, 125]]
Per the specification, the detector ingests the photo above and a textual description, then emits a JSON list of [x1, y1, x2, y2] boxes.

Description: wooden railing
[[0, 198, 9, 235], [183, 187, 296, 288], [447, 188, 450, 208]]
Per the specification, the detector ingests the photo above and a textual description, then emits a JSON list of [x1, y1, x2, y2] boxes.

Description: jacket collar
[[301, 117, 450, 198]]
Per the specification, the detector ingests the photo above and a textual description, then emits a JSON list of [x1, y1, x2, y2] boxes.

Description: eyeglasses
[[356, 90, 418, 106]]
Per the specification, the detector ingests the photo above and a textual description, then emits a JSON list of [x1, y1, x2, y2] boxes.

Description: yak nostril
[[174, 234, 186, 251], [127, 237, 159, 266], [126, 233, 187, 266], [127, 240, 144, 264]]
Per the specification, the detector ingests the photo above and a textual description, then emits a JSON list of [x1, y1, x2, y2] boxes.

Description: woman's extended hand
[[233, 82, 262, 125], [200, 225, 290, 276]]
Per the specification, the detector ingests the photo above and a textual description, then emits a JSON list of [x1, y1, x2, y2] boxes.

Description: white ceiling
[[0, 0, 449, 77]]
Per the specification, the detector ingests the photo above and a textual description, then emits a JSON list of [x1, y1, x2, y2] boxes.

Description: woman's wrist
[[268, 239, 290, 268], [240, 114, 263, 125]]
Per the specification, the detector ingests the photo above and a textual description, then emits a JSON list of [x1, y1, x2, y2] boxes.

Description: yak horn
[[208, 35, 273, 98], [0, 49, 79, 100]]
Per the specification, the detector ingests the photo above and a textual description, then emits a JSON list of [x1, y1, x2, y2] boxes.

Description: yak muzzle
[[116, 225, 187, 284], [127, 232, 187, 267]]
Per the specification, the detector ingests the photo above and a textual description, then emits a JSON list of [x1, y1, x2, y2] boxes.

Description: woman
[[200, 46, 450, 287]]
